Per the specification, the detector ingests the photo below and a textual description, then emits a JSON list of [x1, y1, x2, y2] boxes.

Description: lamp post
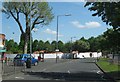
[[12, 32, 15, 41], [30, 1, 32, 54], [56, 14, 71, 63], [70, 37, 76, 53]]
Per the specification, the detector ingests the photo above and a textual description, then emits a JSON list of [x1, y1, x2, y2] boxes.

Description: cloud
[[44, 28, 63, 37], [44, 28, 56, 35], [33, 28, 38, 32], [85, 22, 101, 28], [71, 21, 101, 28]]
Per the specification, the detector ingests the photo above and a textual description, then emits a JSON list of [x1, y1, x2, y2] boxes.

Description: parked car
[[13, 54, 38, 66]]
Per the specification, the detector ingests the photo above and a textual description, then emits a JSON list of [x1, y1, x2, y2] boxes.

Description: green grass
[[97, 58, 120, 72], [97, 58, 120, 82]]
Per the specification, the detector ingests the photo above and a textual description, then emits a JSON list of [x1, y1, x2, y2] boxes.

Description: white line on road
[[15, 77, 24, 79], [68, 70, 70, 73], [42, 69, 46, 71], [55, 79, 59, 80], [97, 70, 102, 74]]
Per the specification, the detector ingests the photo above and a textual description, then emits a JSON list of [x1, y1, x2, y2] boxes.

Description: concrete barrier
[[5, 52, 102, 59], [77, 52, 102, 58]]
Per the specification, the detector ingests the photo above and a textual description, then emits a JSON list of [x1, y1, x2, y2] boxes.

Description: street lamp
[[70, 37, 76, 53], [11, 32, 15, 41], [56, 14, 71, 63]]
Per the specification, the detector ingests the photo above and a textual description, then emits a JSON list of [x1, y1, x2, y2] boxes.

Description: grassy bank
[[97, 58, 120, 72], [97, 58, 120, 82]]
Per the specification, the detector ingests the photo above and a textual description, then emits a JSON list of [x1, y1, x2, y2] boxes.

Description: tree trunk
[[20, 33, 27, 54], [24, 33, 29, 54], [24, 40, 28, 54]]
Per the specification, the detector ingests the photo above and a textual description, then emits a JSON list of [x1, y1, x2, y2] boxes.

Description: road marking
[[42, 69, 46, 71], [68, 70, 70, 73], [15, 77, 24, 79], [55, 79, 59, 80], [97, 70, 102, 74]]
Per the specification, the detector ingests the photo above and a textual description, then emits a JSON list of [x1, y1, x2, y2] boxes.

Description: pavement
[[2, 58, 116, 82], [2, 60, 24, 76], [0, 61, 2, 82]]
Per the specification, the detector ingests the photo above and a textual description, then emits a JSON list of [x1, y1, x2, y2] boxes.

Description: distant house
[[72, 51, 78, 54], [33, 50, 45, 54]]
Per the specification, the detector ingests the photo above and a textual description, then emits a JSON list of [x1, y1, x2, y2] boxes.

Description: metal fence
[[2, 58, 25, 76]]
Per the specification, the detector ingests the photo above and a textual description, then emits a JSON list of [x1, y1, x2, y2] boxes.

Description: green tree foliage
[[44, 41, 52, 52], [6, 40, 14, 53], [84, 2, 120, 54], [6, 39, 20, 53], [32, 40, 39, 52], [5, 28, 119, 54], [103, 28, 120, 53], [2, 2, 54, 53], [51, 40, 56, 52], [38, 40, 45, 50], [88, 36, 104, 52], [80, 37, 87, 41], [58, 41, 64, 52], [95, 35, 106, 52], [73, 39, 90, 52], [84, 2, 120, 29], [88, 37, 96, 51], [64, 42, 72, 53]]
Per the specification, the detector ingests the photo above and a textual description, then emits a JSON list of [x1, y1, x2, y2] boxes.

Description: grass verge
[[97, 58, 120, 82]]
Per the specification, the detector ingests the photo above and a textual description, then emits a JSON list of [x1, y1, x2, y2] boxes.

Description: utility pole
[[56, 14, 71, 63]]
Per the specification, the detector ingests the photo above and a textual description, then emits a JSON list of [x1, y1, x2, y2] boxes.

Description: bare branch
[[31, 16, 44, 30], [10, 11, 24, 34], [10, 10, 17, 20], [15, 7, 19, 20], [35, 20, 44, 24]]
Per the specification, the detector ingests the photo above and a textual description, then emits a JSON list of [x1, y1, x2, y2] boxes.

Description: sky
[[1, 2, 112, 44]]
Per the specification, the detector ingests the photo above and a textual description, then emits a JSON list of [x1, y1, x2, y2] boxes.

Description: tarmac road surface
[[2, 58, 116, 82]]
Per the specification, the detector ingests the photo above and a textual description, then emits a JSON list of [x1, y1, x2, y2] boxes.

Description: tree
[[73, 40, 90, 52], [58, 40, 64, 52], [38, 40, 45, 50], [84, 2, 120, 54], [88, 36, 103, 52], [32, 40, 39, 52], [51, 40, 56, 52], [19, 38, 24, 53], [6, 39, 20, 53], [84, 2, 120, 29], [103, 28, 120, 53], [64, 42, 72, 53], [95, 35, 106, 52], [6, 39, 14, 52], [88, 37, 96, 51], [80, 37, 87, 42], [2, 2, 54, 53], [44, 41, 51, 52]]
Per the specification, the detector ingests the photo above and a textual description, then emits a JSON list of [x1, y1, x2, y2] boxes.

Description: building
[[0, 34, 6, 60], [0, 34, 6, 81]]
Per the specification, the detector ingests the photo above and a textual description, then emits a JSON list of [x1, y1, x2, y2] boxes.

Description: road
[[2, 58, 115, 82]]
